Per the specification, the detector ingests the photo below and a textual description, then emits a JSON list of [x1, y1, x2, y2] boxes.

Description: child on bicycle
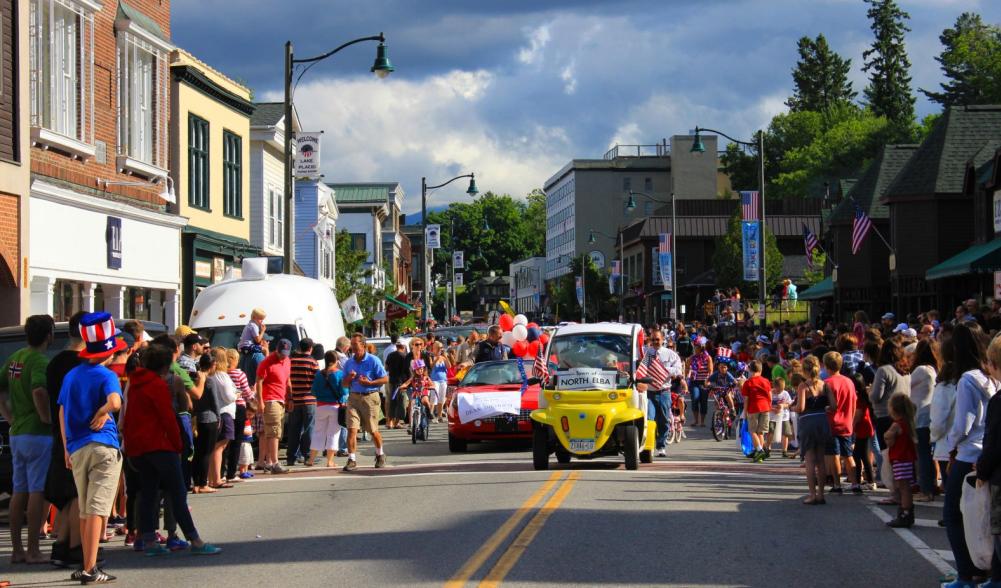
[[670, 377, 688, 424], [708, 361, 738, 416], [401, 359, 434, 419]]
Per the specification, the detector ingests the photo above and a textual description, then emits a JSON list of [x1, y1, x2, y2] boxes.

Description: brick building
[[27, 0, 184, 327]]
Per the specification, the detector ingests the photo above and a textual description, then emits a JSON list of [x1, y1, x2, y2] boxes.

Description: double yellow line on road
[[445, 471, 581, 588]]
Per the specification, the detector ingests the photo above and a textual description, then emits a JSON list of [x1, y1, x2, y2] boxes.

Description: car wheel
[[532, 424, 550, 471], [448, 433, 467, 453], [555, 446, 571, 464], [623, 423, 639, 470]]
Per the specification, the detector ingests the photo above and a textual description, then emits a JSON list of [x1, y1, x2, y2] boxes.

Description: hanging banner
[[651, 247, 661, 286], [426, 224, 441, 249], [610, 260, 621, 295], [575, 276, 584, 307], [106, 216, 122, 270], [453, 251, 464, 269], [341, 293, 364, 324], [455, 272, 463, 287], [742, 221, 760, 282], [294, 132, 322, 177], [659, 233, 672, 290]]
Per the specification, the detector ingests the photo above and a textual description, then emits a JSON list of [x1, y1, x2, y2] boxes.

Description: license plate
[[569, 438, 595, 452]]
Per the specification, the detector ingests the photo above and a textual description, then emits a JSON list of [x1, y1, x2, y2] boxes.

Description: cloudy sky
[[171, 0, 1001, 213]]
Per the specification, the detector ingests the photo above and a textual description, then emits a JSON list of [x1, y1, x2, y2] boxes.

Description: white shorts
[[430, 381, 448, 405], [239, 442, 254, 466]]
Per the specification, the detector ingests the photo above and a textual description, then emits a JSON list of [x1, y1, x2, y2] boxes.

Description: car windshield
[[549, 333, 632, 371], [461, 361, 523, 386]]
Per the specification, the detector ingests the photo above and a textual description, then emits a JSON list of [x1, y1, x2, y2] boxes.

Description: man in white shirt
[[643, 329, 683, 457]]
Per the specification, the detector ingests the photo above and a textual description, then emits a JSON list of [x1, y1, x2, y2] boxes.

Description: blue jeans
[[240, 351, 266, 387], [916, 427, 935, 495], [339, 426, 348, 450], [690, 382, 708, 417], [177, 413, 194, 490], [647, 391, 671, 450], [129, 451, 199, 545], [286, 404, 316, 466]]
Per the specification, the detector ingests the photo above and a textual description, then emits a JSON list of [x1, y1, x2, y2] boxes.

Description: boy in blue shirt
[[58, 312, 125, 584]]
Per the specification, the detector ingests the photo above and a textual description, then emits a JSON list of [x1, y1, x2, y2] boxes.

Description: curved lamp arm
[[693, 126, 755, 148]]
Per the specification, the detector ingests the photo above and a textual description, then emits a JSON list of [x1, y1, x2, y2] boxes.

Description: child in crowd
[[237, 308, 267, 386], [885, 393, 918, 528], [768, 376, 793, 457], [238, 408, 255, 479], [403, 359, 433, 429], [852, 373, 876, 490]]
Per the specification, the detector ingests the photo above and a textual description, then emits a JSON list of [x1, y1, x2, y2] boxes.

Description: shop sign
[[195, 260, 212, 279], [212, 258, 226, 283]]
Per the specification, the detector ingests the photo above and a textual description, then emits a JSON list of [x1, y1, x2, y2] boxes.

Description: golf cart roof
[[553, 322, 640, 337]]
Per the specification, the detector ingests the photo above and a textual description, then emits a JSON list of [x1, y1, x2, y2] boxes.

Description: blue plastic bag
[[738, 418, 754, 457]]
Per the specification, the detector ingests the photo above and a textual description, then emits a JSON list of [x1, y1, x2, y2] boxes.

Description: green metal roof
[[329, 184, 393, 204], [385, 294, 415, 311], [798, 276, 833, 300], [926, 238, 1001, 281], [117, 1, 168, 42]]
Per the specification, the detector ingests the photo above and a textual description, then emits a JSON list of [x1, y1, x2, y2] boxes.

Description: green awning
[[926, 238, 1001, 281], [385, 294, 415, 311], [799, 276, 833, 300]]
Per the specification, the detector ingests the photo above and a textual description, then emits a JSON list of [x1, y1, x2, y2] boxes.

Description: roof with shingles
[[328, 183, 400, 204], [251, 102, 285, 127], [884, 105, 1001, 200], [622, 215, 821, 244], [829, 144, 918, 224]]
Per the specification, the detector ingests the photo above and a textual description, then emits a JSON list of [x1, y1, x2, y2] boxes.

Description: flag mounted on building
[[803, 224, 819, 269], [851, 201, 873, 255], [453, 251, 464, 269], [575, 276, 584, 307], [740, 191, 760, 221], [741, 221, 760, 282], [341, 294, 364, 324], [658, 233, 672, 290], [610, 260, 621, 294]]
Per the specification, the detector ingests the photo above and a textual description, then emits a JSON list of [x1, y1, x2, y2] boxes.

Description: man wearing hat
[[880, 313, 896, 338], [57, 312, 126, 583]]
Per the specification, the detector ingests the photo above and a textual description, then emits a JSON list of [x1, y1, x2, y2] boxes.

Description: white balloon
[[514, 314, 528, 326], [512, 324, 528, 342], [501, 331, 516, 347]]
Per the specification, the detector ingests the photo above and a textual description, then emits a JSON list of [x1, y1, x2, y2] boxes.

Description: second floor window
[[117, 30, 167, 170], [222, 131, 242, 217], [29, 0, 96, 146], [188, 114, 209, 209], [350, 233, 366, 252]]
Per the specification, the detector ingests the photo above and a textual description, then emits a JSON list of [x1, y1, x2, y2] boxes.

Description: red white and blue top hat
[[79, 312, 127, 359]]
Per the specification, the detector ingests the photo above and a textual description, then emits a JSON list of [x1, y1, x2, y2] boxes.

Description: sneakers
[[191, 543, 223, 555], [239, 471, 254, 479], [655, 449, 667, 458], [829, 486, 844, 495], [886, 508, 915, 528], [79, 567, 116, 584], [145, 545, 171, 557], [851, 485, 864, 495], [123, 532, 136, 547], [133, 538, 145, 552], [336, 450, 348, 457], [375, 454, 387, 468], [166, 537, 189, 552], [269, 463, 289, 475], [343, 459, 358, 472]]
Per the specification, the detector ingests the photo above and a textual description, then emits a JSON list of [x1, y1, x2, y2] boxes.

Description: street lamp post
[[421, 173, 478, 324], [283, 34, 394, 273], [691, 127, 766, 329], [627, 190, 678, 322], [589, 229, 622, 321]]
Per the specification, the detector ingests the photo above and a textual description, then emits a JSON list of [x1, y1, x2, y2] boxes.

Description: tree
[[786, 34, 857, 112], [802, 251, 827, 287], [333, 230, 391, 331], [549, 255, 617, 322], [711, 211, 784, 295], [922, 12, 1001, 107], [862, 0, 916, 140]]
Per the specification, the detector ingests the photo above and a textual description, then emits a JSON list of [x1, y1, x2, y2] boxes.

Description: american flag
[[658, 232, 671, 254], [533, 349, 549, 380], [740, 191, 759, 221], [635, 347, 670, 390], [803, 224, 819, 269], [851, 201, 873, 255], [717, 347, 733, 360]]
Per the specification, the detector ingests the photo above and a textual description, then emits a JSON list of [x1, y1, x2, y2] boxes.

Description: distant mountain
[[403, 205, 448, 225]]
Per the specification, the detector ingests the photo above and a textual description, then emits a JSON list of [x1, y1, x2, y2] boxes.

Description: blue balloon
[[526, 326, 542, 342]]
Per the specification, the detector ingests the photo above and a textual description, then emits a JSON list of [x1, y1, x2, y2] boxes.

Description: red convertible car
[[447, 360, 540, 452]]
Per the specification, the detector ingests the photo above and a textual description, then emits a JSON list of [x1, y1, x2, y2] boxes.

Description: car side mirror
[[526, 377, 541, 386]]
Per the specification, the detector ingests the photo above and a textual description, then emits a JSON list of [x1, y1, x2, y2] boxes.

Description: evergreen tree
[[786, 34, 857, 112], [922, 12, 1001, 107], [862, 0, 915, 138]]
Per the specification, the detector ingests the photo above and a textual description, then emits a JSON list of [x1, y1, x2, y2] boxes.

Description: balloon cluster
[[498, 313, 550, 358]]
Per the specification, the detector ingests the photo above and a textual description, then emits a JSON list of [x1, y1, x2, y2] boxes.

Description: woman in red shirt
[[122, 345, 221, 556]]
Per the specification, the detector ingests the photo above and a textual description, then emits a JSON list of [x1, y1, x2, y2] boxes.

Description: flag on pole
[[341, 294, 364, 324], [851, 201, 873, 255], [803, 224, 819, 269], [532, 348, 548, 379], [740, 191, 760, 221], [610, 260, 621, 295], [575, 276, 584, 307]]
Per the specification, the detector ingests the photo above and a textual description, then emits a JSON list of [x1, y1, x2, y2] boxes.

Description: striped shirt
[[289, 352, 319, 405], [228, 368, 254, 407]]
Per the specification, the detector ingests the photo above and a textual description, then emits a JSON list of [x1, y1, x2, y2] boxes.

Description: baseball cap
[[757, 335, 770, 344], [175, 325, 196, 338], [183, 333, 207, 347], [276, 338, 292, 357], [881, 312, 895, 321], [892, 322, 908, 333], [903, 328, 918, 339]]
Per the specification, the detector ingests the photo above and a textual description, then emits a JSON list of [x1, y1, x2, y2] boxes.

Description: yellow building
[[169, 48, 256, 320]]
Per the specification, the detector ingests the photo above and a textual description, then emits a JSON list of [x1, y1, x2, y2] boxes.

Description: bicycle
[[666, 393, 686, 445], [710, 388, 736, 442], [407, 387, 432, 444]]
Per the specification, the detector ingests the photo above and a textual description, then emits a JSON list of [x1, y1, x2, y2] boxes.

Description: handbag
[[321, 373, 348, 428]]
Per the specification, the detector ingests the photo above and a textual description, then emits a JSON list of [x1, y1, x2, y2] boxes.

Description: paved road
[[4, 423, 953, 587]]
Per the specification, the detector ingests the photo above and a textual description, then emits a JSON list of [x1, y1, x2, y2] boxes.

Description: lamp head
[[371, 41, 394, 79], [588, 231, 596, 244], [466, 175, 478, 196], [690, 128, 706, 154], [626, 194, 637, 212]]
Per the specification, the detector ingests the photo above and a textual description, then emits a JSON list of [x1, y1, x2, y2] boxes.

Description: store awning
[[799, 276, 834, 300], [385, 294, 415, 311], [926, 238, 1001, 281]]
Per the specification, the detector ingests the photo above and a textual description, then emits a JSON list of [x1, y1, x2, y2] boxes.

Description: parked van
[[189, 258, 345, 354]]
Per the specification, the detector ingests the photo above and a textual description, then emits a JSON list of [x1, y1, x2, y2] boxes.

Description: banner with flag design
[[659, 233, 672, 290]]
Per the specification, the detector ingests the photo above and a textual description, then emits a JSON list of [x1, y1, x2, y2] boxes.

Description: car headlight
[[608, 392, 618, 400], [553, 393, 562, 401]]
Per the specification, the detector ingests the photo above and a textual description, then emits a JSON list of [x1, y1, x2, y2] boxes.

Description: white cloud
[[269, 69, 571, 213], [518, 24, 551, 65], [560, 60, 577, 95]]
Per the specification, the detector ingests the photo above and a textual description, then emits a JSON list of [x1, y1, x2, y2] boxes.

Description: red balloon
[[528, 340, 541, 357], [527, 322, 539, 330], [499, 314, 514, 331], [512, 340, 529, 357], [540, 333, 550, 345]]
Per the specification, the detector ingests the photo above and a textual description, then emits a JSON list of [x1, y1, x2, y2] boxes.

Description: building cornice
[[172, 65, 255, 117], [31, 178, 189, 230]]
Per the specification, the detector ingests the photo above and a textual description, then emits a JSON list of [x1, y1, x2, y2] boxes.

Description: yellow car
[[530, 323, 656, 470]]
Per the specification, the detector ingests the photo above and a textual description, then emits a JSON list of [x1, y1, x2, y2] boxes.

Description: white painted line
[[242, 468, 804, 484], [913, 518, 943, 528], [865, 504, 955, 577], [936, 549, 955, 562]]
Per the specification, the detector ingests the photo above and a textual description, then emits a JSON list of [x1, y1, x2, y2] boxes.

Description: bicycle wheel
[[411, 403, 419, 445], [711, 411, 725, 442]]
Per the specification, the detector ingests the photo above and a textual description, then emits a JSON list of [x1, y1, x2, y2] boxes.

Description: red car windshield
[[461, 361, 524, 386]]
